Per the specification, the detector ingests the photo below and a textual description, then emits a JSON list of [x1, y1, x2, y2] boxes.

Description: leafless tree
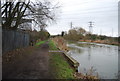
[[1, 0, 60, 30]]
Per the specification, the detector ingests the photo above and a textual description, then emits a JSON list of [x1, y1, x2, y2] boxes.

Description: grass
[[36, 40, 47, 46], [48, 40, 58, 50], [67, 40, 77, 44], [49, 40, 75, 79]]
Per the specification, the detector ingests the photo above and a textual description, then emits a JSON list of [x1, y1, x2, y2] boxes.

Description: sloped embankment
[[49, 37, 99, 79], [49, 40, 75, 79]]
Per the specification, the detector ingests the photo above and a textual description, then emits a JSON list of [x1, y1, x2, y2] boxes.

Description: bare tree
[[1, 0, 59, 30]]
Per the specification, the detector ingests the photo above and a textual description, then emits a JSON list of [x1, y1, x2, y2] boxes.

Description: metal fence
[[2, 29, 30, 53]]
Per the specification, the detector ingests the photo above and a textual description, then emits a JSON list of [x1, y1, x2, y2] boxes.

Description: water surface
[[67, 42, 118, 79]]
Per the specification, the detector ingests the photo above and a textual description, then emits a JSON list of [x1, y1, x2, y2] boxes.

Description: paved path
[[3, 42, 50, 79]]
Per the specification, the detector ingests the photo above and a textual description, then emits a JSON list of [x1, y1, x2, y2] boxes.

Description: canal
[[67, 42, 118, 79]]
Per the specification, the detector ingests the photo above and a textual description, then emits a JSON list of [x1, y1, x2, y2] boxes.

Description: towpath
[[3, 42, 50, 79]]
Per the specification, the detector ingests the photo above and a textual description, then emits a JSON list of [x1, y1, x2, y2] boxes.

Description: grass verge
[[36, 40, 47, 46], [49, 40, 75, 79]]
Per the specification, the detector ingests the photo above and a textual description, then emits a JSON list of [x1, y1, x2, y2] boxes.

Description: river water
[[67, 42, 118, 79]]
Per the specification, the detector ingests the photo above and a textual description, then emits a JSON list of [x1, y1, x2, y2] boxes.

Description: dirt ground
[[2, 42, 50, 79]]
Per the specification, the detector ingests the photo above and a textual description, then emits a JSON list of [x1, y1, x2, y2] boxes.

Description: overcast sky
[[46, 0, 119, 37]]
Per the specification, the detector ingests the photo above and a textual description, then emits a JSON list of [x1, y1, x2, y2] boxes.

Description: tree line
[[62, 27, 119, 45]]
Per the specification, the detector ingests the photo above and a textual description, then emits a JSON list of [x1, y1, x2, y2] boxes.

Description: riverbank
[[49, 37, 99, 79], [49, 40, 75, 79], [79, 40, 120, 46]]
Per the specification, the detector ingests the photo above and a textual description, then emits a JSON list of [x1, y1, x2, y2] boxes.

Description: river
[[67, 42, 118, 79]]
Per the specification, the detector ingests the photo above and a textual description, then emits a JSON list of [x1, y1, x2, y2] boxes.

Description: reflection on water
[[88, 46, 91, 61], [68, 47, 82, 54], [67, 42, 118, 79]]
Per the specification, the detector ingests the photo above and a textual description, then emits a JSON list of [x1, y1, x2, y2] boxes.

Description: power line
[[57, 15, 117, 20], [88, 21, 94, 34], [62, 9, 117, 15], [70, 22, 73, 29], [112, 28, 114, 37], [100, 29, 102, 35], [63, 6, 117, 11], [62, 0, 117, 8]]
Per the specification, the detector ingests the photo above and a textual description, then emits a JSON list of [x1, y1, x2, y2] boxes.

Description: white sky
[[46, 0, 119, 37]]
